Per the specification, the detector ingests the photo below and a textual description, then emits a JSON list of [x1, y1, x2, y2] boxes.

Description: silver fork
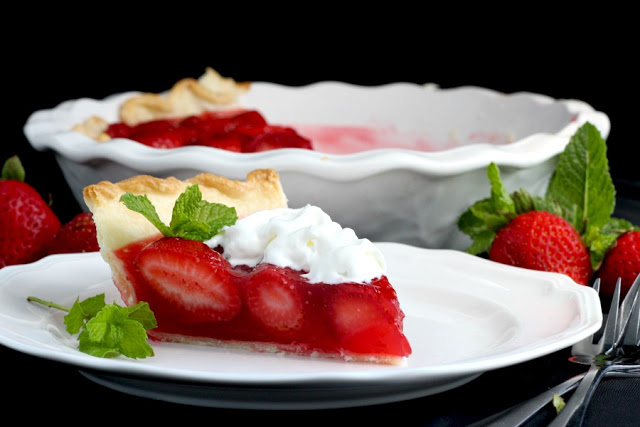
[[549, 274, 640, 426], [471, 274, 640, 427]]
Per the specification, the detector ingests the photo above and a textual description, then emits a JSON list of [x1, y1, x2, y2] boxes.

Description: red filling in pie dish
[[105, 109, 313, 152]]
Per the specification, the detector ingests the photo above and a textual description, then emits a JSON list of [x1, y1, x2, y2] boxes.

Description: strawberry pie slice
[[83, 169, 411, 365]]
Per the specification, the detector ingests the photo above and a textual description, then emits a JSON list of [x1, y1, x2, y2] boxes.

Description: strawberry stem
[[1, 155, 26, 182], [27, 296, 71, 312]]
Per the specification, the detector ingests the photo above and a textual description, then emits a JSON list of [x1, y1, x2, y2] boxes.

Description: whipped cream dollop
[[206, 204, 386, 284]]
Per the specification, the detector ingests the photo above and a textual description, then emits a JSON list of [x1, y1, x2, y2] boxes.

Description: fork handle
[[548, 364, 639, 427], [548, 364, 604, 426], [468, 373, 584, 426]]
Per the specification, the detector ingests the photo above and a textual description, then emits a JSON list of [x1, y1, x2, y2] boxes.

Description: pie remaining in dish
[[73, 68, 312, 152], [83, 169, 412, 365]]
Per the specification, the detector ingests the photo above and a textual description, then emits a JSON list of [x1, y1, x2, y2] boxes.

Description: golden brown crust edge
[[119, 67, 251, 126], [72, 67, 251, 140], [83, 168, 288, 254]]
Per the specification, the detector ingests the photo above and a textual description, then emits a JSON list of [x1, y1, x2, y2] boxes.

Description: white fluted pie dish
[[23, 80, 610, 249]]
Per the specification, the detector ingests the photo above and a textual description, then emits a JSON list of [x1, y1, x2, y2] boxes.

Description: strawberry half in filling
[[113, 235, 411, 364], [105, 109, 313, 152]]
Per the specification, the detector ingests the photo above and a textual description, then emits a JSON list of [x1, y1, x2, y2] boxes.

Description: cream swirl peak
[[207, 204, 386, 284]]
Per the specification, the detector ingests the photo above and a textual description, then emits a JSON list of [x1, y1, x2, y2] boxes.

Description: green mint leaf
[[546, 122, 615, 234], [121, 184, 238, 241], [112, 318, 155, 358], [169, 185, 238, 240], [170, 183, 205, 230], [126, 301, 158, 331], [77, 330, 121, 358], [28, 294, 156, 359], [65, 294, 107, 334], [78, 303, 155, 359], [120, 193, 171, 235]]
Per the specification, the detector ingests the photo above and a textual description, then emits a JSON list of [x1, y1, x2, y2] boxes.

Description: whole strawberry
[[596, 230, 640, 298], [0, 156, 61, 268], [489, 211, 593, 285], [48, 212, 99, 255], [459, 124, 639, 288]]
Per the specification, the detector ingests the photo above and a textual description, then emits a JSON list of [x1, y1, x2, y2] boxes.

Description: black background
[[2, 11, 639, 426], [4, 15, 638, 225]]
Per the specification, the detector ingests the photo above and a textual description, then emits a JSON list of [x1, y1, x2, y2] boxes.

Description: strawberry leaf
[[584, 217, 638, 269], [1, 155, 25, 181], [457, 163, 554, 254], [487, 162, 516, 215]]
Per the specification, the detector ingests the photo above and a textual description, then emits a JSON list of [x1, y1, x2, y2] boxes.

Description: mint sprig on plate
[[27, 294, 157, 359], [120, 183, 238, 241], [458, 122, 638, 269]]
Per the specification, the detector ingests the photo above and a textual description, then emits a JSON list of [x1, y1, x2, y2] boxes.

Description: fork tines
[[572, 274, 640, 360], [620, 274, 640, 348]]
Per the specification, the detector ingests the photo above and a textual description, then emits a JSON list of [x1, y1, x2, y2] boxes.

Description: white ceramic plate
[[0, 244, 602, 409]]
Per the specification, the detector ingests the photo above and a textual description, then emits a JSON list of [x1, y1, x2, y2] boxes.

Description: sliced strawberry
[[104, 109, 312, 152], [200, 134, 244, 152], [134, 237, 241, 323], [232, 110, 268, 127], [135, 129, 191, 148], [105, 122, 133, 138], [244, 264, 305, 332], [129, 118, 177, 138], [231, 110, 269, 138], [181, 113, 235, 135], [328, 278, 410, 356], [242, 126, 313, 152], [125, 118, 198, 148]]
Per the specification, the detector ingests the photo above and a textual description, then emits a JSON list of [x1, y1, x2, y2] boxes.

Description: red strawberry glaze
[[113, 236, 412, 361], [105, 110, 313, 152]]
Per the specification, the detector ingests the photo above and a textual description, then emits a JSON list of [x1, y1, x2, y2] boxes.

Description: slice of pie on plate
[[83, 169, 411, 365]]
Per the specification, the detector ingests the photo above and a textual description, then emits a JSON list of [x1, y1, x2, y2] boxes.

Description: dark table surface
[[3, 17, 639, 425]]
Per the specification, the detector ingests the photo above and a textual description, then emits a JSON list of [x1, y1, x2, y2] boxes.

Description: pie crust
[[73, 67, 250, 140], [84, 169, 287, 305]]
